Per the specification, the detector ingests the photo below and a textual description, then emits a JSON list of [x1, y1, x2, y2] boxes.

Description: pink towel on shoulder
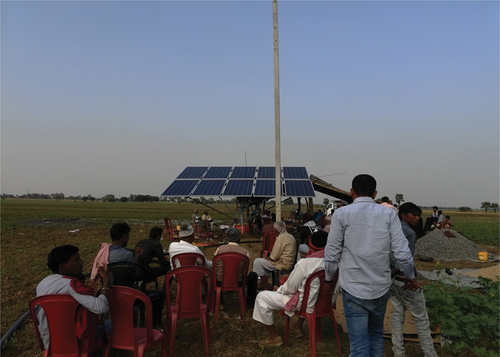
[[91, 243, 112, 283]]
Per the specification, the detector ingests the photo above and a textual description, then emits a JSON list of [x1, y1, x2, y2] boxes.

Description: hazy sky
[[2, 0, 498, 208]]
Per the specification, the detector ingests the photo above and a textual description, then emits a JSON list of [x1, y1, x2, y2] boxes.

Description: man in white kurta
[[168, 225, 212, 269], [253, 231, 329, 347]]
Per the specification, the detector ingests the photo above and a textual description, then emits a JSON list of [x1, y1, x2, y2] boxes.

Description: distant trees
[[481, 202, 491, 212], [323, 198, 330, 205], [50, 193, 65, 200], [458, 206, 472, 212], [395, 194, 405, 206], [491, 203, 499, 213]]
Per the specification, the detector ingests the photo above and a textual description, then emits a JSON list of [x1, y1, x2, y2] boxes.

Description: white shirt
[[168, 240, 212, 269], [36, 274, 108, 349], [324, 197, 415, 300], [278, 256, 325, 316]]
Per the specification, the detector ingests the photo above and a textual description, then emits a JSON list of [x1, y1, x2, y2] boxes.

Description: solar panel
[[231, 167, 257, 178], [283, 167, 308, 179], [161, 180, 199, 196], [257, 167, 276, 179], [285, 180, 315, 197], [177, 167, 208, 179], [162, 166, 315, 198], [205, 166, 232, 178], [192, 180, 226, 196], [224, 180, 254, 196], [254, 180, 276, 196]]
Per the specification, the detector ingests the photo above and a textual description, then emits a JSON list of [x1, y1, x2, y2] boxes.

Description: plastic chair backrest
[[171, 252, 206, 269], [164, 266, 213, 317], [298, 269, 337, 316], [261, 230, 276, 257], [107, 286, 155, 347], [107, 262, 149, 292], [262, 217, 273, 226], [163, 218, 175, 241], [29, 294, 82, 356], [212, 252, 249, 288]]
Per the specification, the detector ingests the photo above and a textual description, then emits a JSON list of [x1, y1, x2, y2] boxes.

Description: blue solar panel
[[254, 180, 276, 196], [224, 180, 254, 196], [177, 167, 208, 179], [285, 180, 315, 197], [161, 180, 199, 196], [205, 167, 232, 178], [162, 166, 315, 197], [283, 167, 308, 179], [257, 167, 276, 179], [192, 180, 226, 196], [231, 167, 257, 178]]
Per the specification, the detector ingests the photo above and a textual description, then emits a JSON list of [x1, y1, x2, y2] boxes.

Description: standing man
[[391, 203, 438, 357], [324, 174, 419, 357]]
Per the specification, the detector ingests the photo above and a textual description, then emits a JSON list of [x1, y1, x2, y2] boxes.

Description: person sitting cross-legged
[[252, 221, 296, 290], [252, 230, 329, 347]]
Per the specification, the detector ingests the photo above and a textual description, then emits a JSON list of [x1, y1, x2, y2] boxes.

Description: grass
[[421, 209, 499, 245], [1, 199, 498, 357]]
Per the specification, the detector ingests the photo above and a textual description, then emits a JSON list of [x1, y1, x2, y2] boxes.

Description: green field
[[1, 199, 498, 357]]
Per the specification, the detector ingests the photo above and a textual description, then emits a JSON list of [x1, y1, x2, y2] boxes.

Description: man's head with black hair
[[110, 222, 131, 246], [351, 174, 377, 198], [47, 245, 83, 277], [399, 202, 422, 227], [149, 226, 163, 240]]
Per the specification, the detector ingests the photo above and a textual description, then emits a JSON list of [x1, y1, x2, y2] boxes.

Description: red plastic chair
[[212, 252, 250, 321], [105, 286, 166, 357], [170, 252, 206, 269], [284, 269, 342, 356], [164, 266, 214, 357], [163, 218, 177, 241], [260, 230, 276, 258], [262, 217, 273, 226], [29, 294, 104, 357]]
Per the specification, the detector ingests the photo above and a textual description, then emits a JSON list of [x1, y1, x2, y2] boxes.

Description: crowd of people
[[33, 174, 441, 357]]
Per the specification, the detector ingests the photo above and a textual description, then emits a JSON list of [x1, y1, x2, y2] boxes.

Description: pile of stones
[[415, 229, 484, 261]]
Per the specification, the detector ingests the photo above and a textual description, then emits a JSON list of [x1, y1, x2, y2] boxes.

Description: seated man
[[109, 222, 137, 263], [253, 231, 329, 347], [168, 225, 213, 269], [36, 245, 110, 350], [135, 226, 171, 278], [213, 227, 258, 307], [252, 221, 296, 290], [91, 222, 142, 284]]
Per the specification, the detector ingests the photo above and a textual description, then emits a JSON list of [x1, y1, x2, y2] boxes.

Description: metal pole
[[273, 0, 282, 222]]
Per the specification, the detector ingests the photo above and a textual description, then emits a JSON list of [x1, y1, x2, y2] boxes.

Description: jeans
[[342, 289, 390, 357], [390, 280, 438, 357]]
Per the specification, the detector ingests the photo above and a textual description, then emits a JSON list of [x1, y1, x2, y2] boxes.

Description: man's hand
[[97, 263, 109, 282], [323, 282, 334, 298], [272, 285, 279, 291], [402, 278, 420, 291]]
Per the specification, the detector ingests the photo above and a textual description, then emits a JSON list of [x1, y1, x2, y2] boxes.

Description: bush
[[424, 277, 499, 355], [458, 206, 472, 212]]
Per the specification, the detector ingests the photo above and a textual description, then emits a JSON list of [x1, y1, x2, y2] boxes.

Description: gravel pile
[[415, 229, 483, 261]]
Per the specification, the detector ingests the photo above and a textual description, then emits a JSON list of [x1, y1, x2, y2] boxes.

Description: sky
[[1, 0, 498, 208]]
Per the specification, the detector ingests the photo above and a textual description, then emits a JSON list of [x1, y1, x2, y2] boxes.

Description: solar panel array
[[161, 166, 315, 197]]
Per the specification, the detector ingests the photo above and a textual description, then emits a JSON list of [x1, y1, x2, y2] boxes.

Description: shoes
[[258, 336, 283, 347], [293, 328, 304, 338]]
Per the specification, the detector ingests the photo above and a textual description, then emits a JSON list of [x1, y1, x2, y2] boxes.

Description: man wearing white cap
[[168, 225, 212, 269]]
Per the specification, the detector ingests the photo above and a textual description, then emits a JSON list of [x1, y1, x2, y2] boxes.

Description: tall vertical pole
[[273, 0, 282, 222]]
